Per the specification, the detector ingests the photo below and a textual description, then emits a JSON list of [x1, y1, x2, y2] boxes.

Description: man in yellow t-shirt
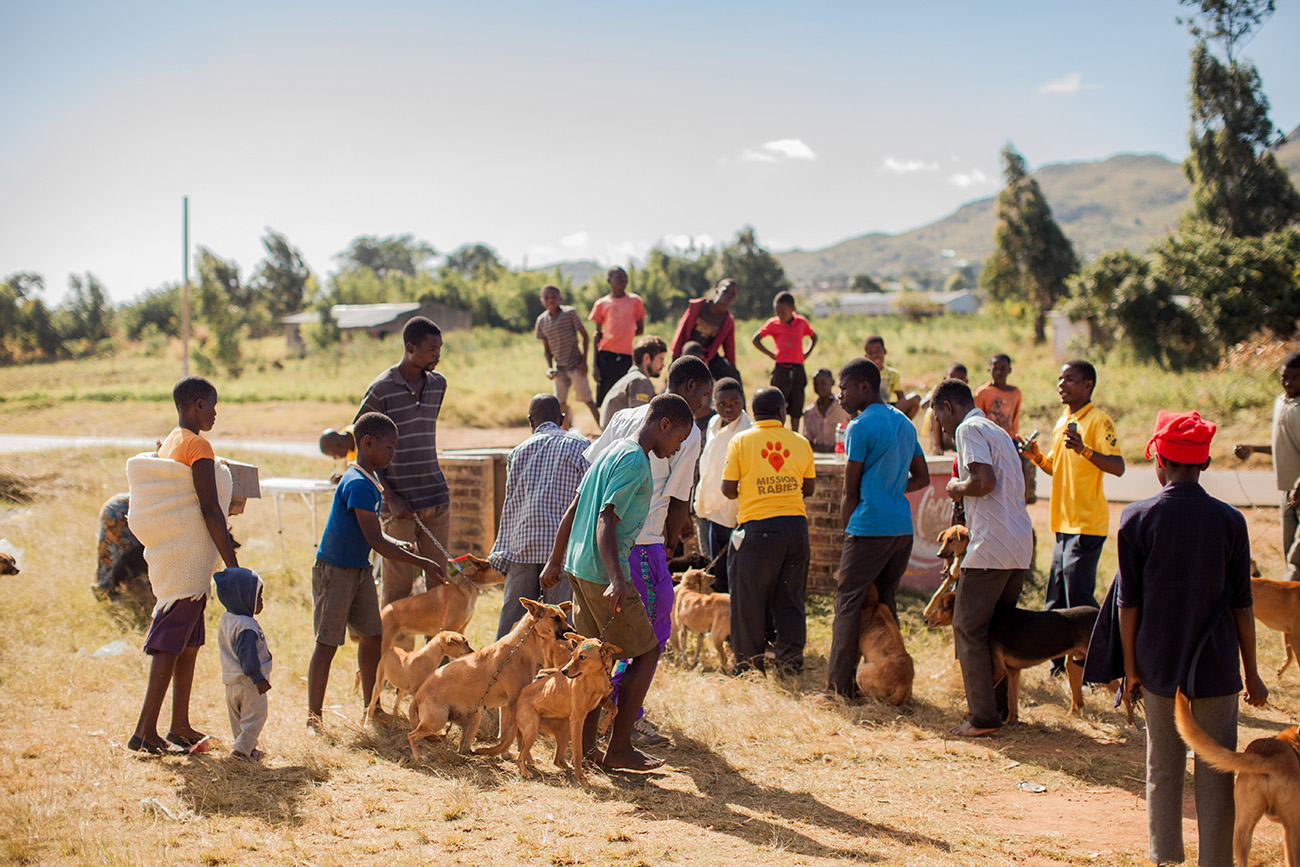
[[1021, 361, 1125, 671], [722, 387, 816, 675]]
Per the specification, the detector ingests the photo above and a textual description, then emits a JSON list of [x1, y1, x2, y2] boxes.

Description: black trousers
[[827, 533, 912, 697], [727, 515, 809, 675], [594, 350, 632, 407], [770, 363, 808, 425]]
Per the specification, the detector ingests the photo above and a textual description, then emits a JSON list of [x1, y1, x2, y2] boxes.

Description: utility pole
[[181, 196, 190, 376]]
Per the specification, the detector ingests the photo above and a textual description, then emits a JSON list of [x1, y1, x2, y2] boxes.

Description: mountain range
[[778, 128, 1300, 287]]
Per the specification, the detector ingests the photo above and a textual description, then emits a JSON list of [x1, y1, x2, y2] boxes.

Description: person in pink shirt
[[752, 291, 817, 430], [589, 266, 646, 406]]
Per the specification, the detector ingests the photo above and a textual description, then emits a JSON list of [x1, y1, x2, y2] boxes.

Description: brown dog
[[1252, 577, 1300, 679], [855, 585, 914, 705], [0, 553, 18, 576], [513, 634, 621, 783], [922, 525, 969, 627], [406, 598, 572, 759], [365, 630, 474, 722], [379, 554, 504, 653], [1175, 690, 1300, 867], [671, 567, 731, 670]]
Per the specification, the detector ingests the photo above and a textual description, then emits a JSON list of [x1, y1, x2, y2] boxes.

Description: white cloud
[[881, 156, 939, 174], [560, 230, 589, 249], [738, 138, 817, 163], [605, 239, 652, 264], [948, 169, 991, 188], [1037, 72, 1097, 95], [663, 233, 716, 252]]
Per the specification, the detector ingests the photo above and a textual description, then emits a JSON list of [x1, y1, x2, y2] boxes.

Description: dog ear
[[558, 600, 573, 613], [520, 598, 543, 614], [602, 643, 623, 659], [563, 632, 584, 643]]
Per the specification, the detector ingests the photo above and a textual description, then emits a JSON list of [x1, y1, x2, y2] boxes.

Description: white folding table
[[258, 477, 337, 571]]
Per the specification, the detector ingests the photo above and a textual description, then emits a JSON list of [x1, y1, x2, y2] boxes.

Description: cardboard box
[[222, 459, 260, 516]]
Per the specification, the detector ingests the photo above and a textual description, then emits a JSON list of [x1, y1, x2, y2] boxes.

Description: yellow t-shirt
[[1044, 403, 1121, 536], [157, 427, 215, 467], [722, 419, 816, 524], [343, 423, 357, 464], [880, 365, 903, 400]]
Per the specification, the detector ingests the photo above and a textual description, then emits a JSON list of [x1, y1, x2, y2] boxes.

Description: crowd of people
[[118, 269, 1300, 864]]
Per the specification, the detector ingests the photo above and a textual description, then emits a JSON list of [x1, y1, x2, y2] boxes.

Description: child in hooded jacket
[[214, 567, 272, 760]]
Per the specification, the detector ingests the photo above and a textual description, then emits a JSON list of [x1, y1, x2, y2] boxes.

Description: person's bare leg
[[357, 635, 382, 713], [600, 646, 664, 771], [167, 645, 206, 741], [307, 642, 338, 727], [133, 652, 178, 747], [586, 401, 601, 428]]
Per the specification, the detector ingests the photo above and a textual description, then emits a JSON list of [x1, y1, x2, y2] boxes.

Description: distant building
[[811, 290, 981, 318], [281, 301, 472, 354]]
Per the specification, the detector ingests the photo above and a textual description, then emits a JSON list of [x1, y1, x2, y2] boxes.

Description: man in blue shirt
[[828, 358, 929, 699]]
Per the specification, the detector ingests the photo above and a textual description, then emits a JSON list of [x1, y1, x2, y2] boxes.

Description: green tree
[[195, 248, 246, 377], [250, 230, 312, 319], [338, 234, 436, 278], [851, 273, 883, 293], [61, 273, 115, 346], [443, 243, 505, 280], [979, 145, 1079, 342], [708, 226, 791, 320], [119, 285, 181, 340], [0, 273, 43, 361]]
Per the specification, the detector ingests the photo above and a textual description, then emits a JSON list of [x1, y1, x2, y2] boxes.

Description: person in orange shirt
[[130, 375, 239, 755], [973, 353, 1035, 504], [589, 267, 647, 407]]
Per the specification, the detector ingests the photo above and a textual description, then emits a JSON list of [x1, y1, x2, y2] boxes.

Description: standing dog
[[671, 567, 731, 669], [1252, 577, 1300, 679], [365, 630, 474, 722], [513, 634, 622, 783], [855, 584, 914, 705], [379, 554, 504, 653], [1175, 690, 1300, 867], [406, 599, 572, 759]]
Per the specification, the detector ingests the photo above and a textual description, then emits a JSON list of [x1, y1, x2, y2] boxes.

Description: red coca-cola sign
[[900, 457, 958, 592]]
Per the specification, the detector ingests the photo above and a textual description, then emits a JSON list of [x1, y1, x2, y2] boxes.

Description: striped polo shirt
[[534, 306, 584, 370], [356, 366, 449, 511]]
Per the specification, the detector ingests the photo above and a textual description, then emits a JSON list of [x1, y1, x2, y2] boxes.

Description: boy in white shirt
[[694, 378, 751, 592]]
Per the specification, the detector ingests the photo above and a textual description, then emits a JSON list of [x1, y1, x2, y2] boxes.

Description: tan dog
[[855, 584, 914, 705], [671, 567, 731, 669], [406, 598, 572, 759], [513, 634, 621, 783], [1175, 690, 1300, 867], [365, 630, 474, 722], [922, 525, 969, 627], [1252, 577, 1300, 679], [379, 554, 504, 653], [0, 553, 18, 576]]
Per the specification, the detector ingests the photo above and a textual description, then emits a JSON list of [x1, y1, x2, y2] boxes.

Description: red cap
[[1145, 410, 1216, 464]]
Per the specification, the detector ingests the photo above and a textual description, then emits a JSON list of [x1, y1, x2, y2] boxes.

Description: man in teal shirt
[[542, 393, 694, 772]]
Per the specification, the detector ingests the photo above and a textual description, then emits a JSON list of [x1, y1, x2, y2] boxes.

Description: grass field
[[0, 439, 1297, 866], [0, 311, 1291, 463]]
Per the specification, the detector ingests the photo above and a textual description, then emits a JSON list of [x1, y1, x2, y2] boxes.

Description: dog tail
[[1174, 690, 1271, 775]]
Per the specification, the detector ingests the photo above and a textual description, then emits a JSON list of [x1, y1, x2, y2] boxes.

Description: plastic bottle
[[833, 423, 847, 463]]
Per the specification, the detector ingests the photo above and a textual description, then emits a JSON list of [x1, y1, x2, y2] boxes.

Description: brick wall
[[441, 451, 508, 557], [807, 460, 846, 594]]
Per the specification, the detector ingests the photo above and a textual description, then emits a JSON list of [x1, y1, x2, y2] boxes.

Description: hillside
[[781, 137, 1300, 286]]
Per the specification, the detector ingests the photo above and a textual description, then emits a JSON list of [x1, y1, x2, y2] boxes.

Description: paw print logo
[[761, 441, 790, 472]]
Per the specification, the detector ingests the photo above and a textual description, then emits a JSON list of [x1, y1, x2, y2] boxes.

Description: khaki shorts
[[312, 559, 382, 646], [553, 366, 593, 404], [569, 573, 657, 659]]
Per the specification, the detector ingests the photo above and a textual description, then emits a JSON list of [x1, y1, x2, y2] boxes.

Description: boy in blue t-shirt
[[827, 358, 930, 699], [306, 412, 443, 732]]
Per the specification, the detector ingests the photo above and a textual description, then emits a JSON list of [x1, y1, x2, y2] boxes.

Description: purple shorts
[[143, 596, 207, 656], [611, 544, 674, 716]]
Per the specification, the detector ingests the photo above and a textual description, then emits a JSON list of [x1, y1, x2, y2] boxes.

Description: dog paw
[[760, 442, 791, 471]]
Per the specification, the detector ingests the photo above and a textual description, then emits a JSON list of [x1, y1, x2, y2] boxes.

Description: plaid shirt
[[356, 365, 449, 511], [488, 422, 589, 570]]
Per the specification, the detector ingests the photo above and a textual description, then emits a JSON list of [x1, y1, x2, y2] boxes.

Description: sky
[[2, 0, 1298, 304]]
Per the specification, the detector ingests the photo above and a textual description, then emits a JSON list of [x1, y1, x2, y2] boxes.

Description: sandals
[[127, 735, 186, 755], [167, 732, 211, 753]]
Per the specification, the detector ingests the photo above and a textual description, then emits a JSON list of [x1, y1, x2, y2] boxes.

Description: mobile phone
[[1067, 421, 1078, 434]]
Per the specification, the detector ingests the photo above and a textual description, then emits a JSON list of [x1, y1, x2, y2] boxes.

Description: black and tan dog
[[1175, 690, 1300, 867]]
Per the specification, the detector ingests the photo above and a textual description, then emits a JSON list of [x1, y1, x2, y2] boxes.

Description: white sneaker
[[631, 717, 670, 747]]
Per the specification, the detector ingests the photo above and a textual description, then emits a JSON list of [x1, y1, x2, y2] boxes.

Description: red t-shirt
[[757, 314, 815, 364], [589, 294, 646, 355]]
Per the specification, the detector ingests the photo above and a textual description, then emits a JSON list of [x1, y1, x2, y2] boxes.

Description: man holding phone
[[1020, 361, 1125, 673]]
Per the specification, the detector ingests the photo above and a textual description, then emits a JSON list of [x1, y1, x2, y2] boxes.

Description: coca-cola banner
[[900, 456, 960, 592]]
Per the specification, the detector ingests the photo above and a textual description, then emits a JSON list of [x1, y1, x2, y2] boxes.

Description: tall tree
[[709, 226, 791, 320], [443, 243, 504, 280], [195, 248, 246, 377], [338, 234, 436, 278], [251, 230, 312, 318], [62, 273, 114, 344], [979, 145, 1079, 342]]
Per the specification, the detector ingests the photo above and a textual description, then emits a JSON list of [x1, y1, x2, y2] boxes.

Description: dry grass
[[0, 448, 1296, 866]]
